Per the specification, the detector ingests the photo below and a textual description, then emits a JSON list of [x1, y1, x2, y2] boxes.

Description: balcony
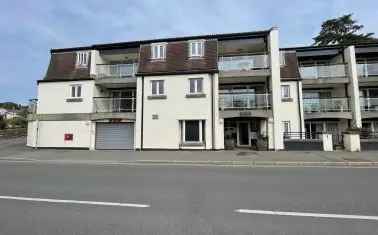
[[220, 93, 271, 110], [360, 97, 378, 111], [218, 54, 270, 78], [299, 64, 347, 81], [95, 63, 138, 88], [28, 99, 38, 114], [303, 98, 350, 112], [219, 93, 272, 118], [303, 97, 351, 119], [94, 97, 136, 113], [92, 97, 136, 120], [357, 63, 378, 78], [96, 63, 138, 79]]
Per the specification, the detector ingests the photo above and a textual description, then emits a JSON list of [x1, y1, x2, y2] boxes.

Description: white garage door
[[95, 123, 134, 150]]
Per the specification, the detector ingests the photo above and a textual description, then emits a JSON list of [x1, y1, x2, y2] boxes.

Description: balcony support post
[[268, 27, 284, 150], [344, 46, 362, 128]]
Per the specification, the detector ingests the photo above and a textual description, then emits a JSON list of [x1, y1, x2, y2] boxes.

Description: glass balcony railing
[[28, 99, 38, 114], [299, 64, 346, 79], [303, 98, 350, 112], [96, 63, 138, 79], [218, 54, 269, 71], [93, 97, 136, 113], [357, 63, 378, 77], [360, 97, 378, 111], [219, 93, 271, 110]]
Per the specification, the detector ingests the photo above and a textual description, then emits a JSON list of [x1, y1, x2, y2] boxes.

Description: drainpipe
[[141, 76, 144, 150], [296, 80, 303, 136], [211, 73, 215, 150]]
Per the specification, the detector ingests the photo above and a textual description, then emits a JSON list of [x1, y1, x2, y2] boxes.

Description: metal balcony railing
[[96, 63, 138, 79], [360, 131, 378, 139], [299, 64, 346, 79], [357, 63, 378, 77], [303, 98, 350, 112], [360, 97, 378, 111], [28, 99, 38, 114], [218, 54, 269, 71], [93, 97, 136, 113], [219, 93, 271, 110]]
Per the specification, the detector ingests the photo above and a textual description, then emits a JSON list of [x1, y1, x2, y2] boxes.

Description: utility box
[[344, 133, 361, 152], [321, 134, 333, 151]]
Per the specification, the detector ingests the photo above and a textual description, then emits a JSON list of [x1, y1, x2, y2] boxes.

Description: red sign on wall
[[64, 133, 73, 141]]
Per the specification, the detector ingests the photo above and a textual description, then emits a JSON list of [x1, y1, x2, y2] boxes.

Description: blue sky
[[1, 0, 377, 104]]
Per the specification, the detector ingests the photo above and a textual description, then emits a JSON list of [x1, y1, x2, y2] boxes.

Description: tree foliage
[[313, 14, 378, 46]]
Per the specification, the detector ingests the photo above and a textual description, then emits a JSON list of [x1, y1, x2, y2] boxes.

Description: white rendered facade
[[27, 28, 378, 151]]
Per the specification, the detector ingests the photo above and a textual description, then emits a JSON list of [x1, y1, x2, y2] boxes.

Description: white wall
[[280, 81, 301, 134], [37, 80, 96, 114], [36, 121, 91, 148], [141, 73, 214, 149]]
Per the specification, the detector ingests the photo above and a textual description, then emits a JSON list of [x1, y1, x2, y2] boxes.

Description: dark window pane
[[197, 79, 203, 93], [77, 86, 81, 97], [185, 120, 199, 142], [190, 79, 195, 93], [71, 86, 75, 97], [158, 81, 164, 94], [152, 81, 157, 94]]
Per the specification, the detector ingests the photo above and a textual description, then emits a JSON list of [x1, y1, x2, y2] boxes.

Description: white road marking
[[0, 196, 149, 208], [235, 209, 378, 221]]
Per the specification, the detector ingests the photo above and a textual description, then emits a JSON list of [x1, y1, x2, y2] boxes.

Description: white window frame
[[151, 80, 165, 95], [279, 51, 286, 67], [282, 121, 291, 138], [188, 78, 203, 94], [181, 120, 204, 143], [151, 43, 167, 60], [70, 84, 82, 98], [281, 85, 291, 99], [76, 51, 89, 68], [189, 40, 204, 57]]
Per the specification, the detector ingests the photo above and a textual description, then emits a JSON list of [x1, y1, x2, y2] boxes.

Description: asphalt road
[[0, 162, 377, 234]]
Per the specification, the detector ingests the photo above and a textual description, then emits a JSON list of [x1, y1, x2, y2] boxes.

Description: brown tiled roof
[[280, 51, 300, 80], [44, 52, 92, 81], [137, 40, 218, 75]]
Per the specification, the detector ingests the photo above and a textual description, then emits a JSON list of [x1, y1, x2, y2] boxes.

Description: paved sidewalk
[[1, 137, 378, 166]]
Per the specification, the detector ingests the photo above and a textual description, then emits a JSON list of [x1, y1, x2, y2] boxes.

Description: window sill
[[66, 98, 83, 102], [188, 56, 204, 60], [147, 95, 167, 100], [150, 58, 166, 62], [180, 142, 205, 147], [186, 93, 206, 98], [281, 97, 293, 102]]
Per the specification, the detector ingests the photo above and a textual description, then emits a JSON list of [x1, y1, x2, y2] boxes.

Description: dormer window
[[189, 40, 204, 57], [76, 51, 89, 68], [151, 43, 166, 60]]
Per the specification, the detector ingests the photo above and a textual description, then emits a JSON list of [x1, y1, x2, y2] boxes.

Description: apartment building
[[26, 28, 378, 151]]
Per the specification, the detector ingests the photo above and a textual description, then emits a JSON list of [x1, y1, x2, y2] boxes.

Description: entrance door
[[237, 122, 250, 146]]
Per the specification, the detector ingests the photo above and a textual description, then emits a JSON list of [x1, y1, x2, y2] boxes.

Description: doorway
[[237, 122, 250, 146]]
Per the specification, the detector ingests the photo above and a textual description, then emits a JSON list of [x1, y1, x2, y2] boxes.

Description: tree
[[0, 116, 6, 130], [313, 14, 378, 46]]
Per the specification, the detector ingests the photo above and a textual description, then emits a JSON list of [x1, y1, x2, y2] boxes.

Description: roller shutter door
[[95, 123, 134, 150]]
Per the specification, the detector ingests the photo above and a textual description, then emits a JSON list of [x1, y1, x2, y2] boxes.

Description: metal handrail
[[93, 97, 136, 113], [283, 131, 323, 140], [219, 93, 271, 110]]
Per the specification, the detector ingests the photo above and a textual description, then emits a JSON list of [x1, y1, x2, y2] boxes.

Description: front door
[[237, 122, 250, 146]]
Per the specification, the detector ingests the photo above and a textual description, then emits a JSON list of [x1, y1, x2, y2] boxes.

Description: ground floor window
[[180, 120, 205, 144], [282, 121, 291, 139]]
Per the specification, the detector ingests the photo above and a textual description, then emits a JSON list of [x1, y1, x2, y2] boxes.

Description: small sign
[[64, 133, 73, 141], [152, 114, 159, 120], [240, 111, 252, 117]]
